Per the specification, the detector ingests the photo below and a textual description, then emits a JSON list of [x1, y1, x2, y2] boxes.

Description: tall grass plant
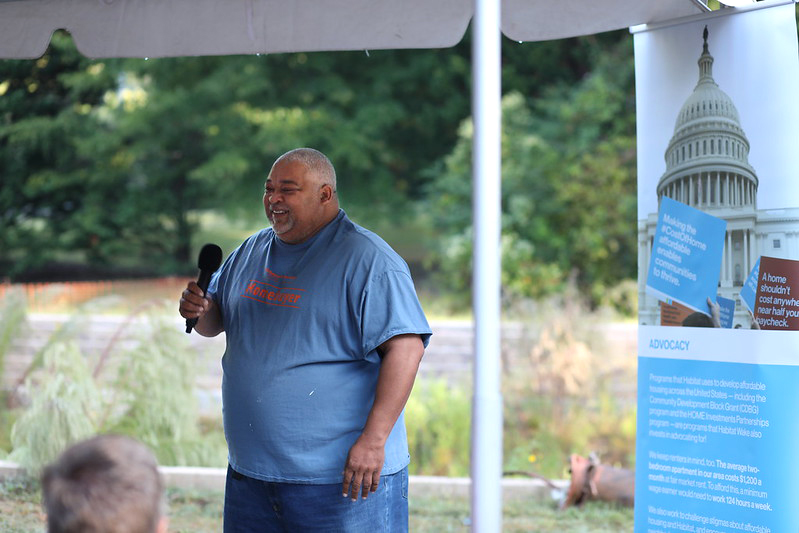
[[0, 295, 226, 474], [407, 285, 636, 480]]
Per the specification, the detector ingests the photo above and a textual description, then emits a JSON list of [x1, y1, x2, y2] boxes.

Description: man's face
[[264, 159, 330, 244]]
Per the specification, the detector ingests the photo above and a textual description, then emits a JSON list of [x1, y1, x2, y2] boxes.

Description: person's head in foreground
[[42, 434, 167, 533]]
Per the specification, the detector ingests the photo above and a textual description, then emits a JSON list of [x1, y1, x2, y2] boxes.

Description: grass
[[0, 478, 633, 532], [0, 477, 44, 533], [411, 496, 634, 532]]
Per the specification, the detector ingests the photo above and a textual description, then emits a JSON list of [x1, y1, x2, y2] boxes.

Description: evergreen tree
[[0, 32, 118, 277]]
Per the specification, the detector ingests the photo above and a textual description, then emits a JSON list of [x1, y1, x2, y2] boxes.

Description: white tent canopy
[[0, 0, 705, 59], [503, 0, 705, 42], [0, 0, 709, 531]]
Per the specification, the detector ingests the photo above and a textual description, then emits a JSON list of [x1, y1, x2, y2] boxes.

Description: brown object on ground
[[560, 453, 634, 509]]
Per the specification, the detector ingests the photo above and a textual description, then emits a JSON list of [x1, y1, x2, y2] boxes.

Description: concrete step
[[0, 460, 567, 502], [2, 316, 638, 406]]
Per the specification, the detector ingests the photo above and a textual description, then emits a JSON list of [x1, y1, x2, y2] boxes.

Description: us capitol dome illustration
[[638, 27, 799, 327]]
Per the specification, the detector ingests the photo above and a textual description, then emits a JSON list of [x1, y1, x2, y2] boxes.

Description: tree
[[426, 36, 638, 307], [0, 32, 118, 278], [76, 34, 629, 270], [0, 28, 638, 281]]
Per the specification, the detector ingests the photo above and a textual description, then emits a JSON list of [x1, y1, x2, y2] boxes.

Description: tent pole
[[471, 0, 503, 531]]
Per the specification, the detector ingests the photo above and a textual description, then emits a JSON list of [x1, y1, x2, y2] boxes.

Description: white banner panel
[[635, 2, 799, 328], [634, 3, 799, 532]]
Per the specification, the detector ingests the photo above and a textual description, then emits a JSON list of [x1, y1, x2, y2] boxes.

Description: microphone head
[[197, 243, 223, 272]]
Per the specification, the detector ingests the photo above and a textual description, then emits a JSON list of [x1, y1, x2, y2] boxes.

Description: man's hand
[[179, 281, 209, 320], [179, 281, 223, 337], [340, 334, 424, 502], [706, 297, 721, 328], [342, 433, 385, 501]]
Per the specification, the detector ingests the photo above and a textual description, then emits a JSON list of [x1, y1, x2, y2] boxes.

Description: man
[[41, 434, 168, 533], [179, 147, 431, 532]]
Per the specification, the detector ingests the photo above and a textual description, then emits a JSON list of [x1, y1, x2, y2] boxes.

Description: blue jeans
[[223, 465, 409, 532]]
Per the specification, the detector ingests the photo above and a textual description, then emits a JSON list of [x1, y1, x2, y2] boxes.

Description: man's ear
[[320, 184, 334, 203]]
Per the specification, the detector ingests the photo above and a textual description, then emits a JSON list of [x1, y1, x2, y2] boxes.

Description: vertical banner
[[633, 3, 799, 532]]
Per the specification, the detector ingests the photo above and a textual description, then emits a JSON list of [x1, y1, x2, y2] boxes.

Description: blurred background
[[0, 25, 645, 481]]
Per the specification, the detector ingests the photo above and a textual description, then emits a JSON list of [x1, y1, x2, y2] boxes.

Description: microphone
[[185, 243, 223, 334]]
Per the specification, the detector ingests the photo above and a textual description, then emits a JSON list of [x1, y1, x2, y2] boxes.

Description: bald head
[[272, 148, 337, 193]]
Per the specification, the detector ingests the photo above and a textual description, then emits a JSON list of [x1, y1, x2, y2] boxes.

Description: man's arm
[[342, 333, 424, 501], [178, 281, 224, 337]]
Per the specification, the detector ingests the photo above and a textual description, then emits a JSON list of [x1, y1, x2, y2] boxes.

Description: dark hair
[[682, 312, 715, 328], [42, 435, 164, 533]]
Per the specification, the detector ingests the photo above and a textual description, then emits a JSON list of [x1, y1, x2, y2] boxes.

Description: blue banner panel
[[635, 327, 799, 533], [646, 197, 727, 313]]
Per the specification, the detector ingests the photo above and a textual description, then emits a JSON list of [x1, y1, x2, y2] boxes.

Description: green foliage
[[5, 305, 226, 473], [426, 37, 637, 308], [503, 290, 637, 476], [405, 379, 471, 477], [596, 278, 638, 318], [100, 47, 475, 256], [9, 342, 99, 471], [406, 290, 637, 480], [0, 32, 120, 277], [0, 28, 640, 283], [103, 313, 223, 467], [0, 289, 27, 383], [0, 290, 28, 456]]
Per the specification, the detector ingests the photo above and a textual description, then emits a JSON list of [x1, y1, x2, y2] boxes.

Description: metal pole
[[471, 0, 502, 530]]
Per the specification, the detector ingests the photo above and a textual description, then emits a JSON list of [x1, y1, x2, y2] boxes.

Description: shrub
[[3, 300, 227, 473], [503, 288, 637, 478], [407, 287, 637, 480], [405, 378, 471, 477]]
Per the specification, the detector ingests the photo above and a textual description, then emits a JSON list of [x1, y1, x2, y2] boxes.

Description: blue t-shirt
[[207, 210, 432, 483]]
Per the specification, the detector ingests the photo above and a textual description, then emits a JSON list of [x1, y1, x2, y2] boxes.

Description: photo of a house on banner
[[638, 27, 799, 328]]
